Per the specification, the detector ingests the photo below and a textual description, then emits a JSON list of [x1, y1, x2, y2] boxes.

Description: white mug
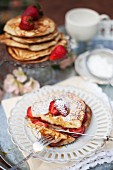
[[65, 8, 109, 41]]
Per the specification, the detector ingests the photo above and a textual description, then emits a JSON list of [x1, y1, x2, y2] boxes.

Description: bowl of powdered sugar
[[86, 48, 113, 80]]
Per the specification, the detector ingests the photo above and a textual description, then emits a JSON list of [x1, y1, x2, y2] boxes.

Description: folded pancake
[[5, 31, 58, 44], [31, 93, 86, 129], [4, 16, 56, 37], [26, 91, 92, 147], [0, 33, 61, 51], [28, 121, 76, 146]]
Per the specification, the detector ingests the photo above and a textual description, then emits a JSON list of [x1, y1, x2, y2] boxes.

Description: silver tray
[[1, 24, 113, 169]]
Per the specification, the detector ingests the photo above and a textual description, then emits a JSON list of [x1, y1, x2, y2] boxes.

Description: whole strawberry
[[49, 45, 67, 61], [22, 5, 39, 20], [19, 16, 34, 30]]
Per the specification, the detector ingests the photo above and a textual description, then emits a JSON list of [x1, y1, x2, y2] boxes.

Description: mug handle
[[100, 14, 110, 20]]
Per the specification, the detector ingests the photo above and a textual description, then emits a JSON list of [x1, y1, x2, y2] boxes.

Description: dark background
[[38, 0, 113, 26]]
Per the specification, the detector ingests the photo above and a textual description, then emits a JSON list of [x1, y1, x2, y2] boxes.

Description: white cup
[[65, 8, 109, 41]]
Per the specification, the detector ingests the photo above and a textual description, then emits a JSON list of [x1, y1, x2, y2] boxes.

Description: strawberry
[[83, 112, 88, 124], [69, 126, 85, 138], [49, 45, 67, 61], [49, 101, 60, 116], [27, 106, 33, 118], [19, 16, 34, 30], [22, 5, 39, 20], [31, 119, 48, 128]]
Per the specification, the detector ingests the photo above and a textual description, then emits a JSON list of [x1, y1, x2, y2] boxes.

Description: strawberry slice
[[27, 106, 33, 118], [83, 113, 88, 124], [69, 126, 85, 138], [49, 45, 67, 61], [31, 119, 48, 128], [49, 101, 60, 116]]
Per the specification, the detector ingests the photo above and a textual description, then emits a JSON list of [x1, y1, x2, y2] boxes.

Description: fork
[[48, 124, 113, 141], [8, 135, 55, 170]]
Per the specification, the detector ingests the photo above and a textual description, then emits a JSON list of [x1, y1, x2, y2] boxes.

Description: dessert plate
[[8, 86, 112, 163]]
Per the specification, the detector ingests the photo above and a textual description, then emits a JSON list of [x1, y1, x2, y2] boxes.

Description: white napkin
[[1, 76, 113, 170]]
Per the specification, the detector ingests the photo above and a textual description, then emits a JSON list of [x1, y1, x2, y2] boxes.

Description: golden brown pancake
[[26, 90, 92, 147], [27, 104, 92, 147], [31, 93, 86, 129], [4, 16, 56, 37], [5, 31, 58, 44], [7, 34, 67, 61], [84, 104, 92, 129], [8, 46, 53, 61], [0, 33, 61, 51]]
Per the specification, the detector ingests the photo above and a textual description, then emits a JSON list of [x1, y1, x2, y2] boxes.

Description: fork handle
[[8, 152, 34, 170]]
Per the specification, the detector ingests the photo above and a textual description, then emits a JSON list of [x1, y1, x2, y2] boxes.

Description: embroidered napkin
[[1, 76, 113, 170]]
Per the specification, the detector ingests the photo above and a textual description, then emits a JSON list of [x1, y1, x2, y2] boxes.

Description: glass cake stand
[[0, 44, 57, 87]]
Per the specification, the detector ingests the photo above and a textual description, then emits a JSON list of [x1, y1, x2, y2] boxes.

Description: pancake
[[26, 102, 92, 147], [0, 33, 61, 51], [31, 92, 86, 129], [18, 56, 49, 64], [7, 34, 67, 61], [8, 45, 53, 61], [9, 55, 49, 64], [4, 16, 56, 37], [5, 31, 58, 44], [84, 104, 92, 129], [27, 117, 76, 147]]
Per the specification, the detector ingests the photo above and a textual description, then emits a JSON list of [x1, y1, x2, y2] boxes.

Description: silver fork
[[8, 135, 55, 170], [48, 125, 113, 141]]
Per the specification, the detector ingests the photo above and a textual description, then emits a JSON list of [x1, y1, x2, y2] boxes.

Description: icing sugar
[[31, 99, 51, 115], [54, 98, 69, 116], [87, 54, 113, 79], [31, 92, 85, 121]]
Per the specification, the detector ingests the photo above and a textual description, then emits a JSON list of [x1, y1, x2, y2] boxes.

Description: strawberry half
[[22, 5, 39, 20], [27, 106, 33, 118], [49, 45, 67, 61], [19, 16, 34, 30], [49, 101, 60, 116]]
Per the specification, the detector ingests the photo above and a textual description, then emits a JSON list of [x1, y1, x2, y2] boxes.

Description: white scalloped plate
[[8, 86, 112, 163]]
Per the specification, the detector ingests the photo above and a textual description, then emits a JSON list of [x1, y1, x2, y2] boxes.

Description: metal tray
[[1, 23, 113, 169], [0, 105, 29, 169]]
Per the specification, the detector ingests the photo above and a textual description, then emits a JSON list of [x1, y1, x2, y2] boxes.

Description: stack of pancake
[[0, 16, 67, 63], [26, 89, 92, 147]]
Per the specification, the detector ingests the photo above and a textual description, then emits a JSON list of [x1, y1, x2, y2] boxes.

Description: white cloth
[[1, 76, 113, 170]]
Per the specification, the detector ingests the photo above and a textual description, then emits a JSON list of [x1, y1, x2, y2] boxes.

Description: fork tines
[[39, 135, 55, 145]]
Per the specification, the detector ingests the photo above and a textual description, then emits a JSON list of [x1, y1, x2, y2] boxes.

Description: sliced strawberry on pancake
[[49, 100, 60, 116], [27, 106, 33, 118], [31, 119, 48, 128], [69, 126, 85, 138]]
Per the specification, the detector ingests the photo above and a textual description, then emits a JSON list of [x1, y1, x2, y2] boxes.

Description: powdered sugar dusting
[[31, 99, 52, 115], [54, 98, 69, 116], [31, 90, 85, 121]]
